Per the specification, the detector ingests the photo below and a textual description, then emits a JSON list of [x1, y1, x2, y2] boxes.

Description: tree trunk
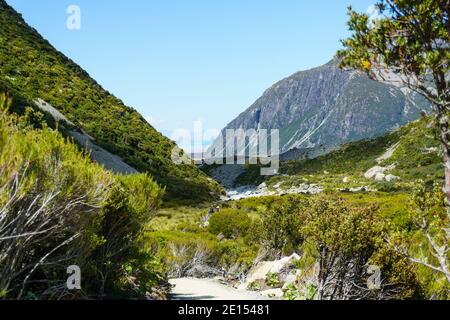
[[436, 108, 450, 204]]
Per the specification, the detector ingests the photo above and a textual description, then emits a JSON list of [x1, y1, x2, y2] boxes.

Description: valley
[[0, 0, 448, 302]]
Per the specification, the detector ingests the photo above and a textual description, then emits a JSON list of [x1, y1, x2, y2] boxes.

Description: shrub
[[145, 231, 220, 278], [86, 173, 165, 298], [208, 209, 251, 239], [0, 96, 112, 298], [299, 195, 421, 300], [265, 272, 281, 288], [259, 195, 305, 257], [0, 96, 166, 299], [216, 240, 258, 271]]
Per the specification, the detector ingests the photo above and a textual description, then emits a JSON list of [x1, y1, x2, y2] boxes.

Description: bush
[[0, 97, 111, 299], [265, 272, 281, 288], [298, 195, 421, 300], [145, 231, 219, 278], [0, 96, 166, 299], [85, 173, 165, 298], [208, 209, 251, 239], [259, 195, 305, 257]]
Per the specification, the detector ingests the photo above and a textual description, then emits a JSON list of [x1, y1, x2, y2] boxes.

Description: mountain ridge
[[211, 58, 432, 158], [0, 0, 222, 200]]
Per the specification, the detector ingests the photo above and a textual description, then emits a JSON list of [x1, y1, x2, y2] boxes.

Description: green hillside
[[0, 0, 222, 201], [0, 93, 169, 299], [236, 115, 443, 191]]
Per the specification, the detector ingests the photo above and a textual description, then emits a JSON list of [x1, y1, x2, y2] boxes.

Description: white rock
[[385, 174, 400, 182], [374, 173, 386, 181], [364, 166, 386, 179], [240, 254, 301, 290], [257, 182, 267, 190], [365, 164, 396, 180], [244, 261, 275, 285], [348, 186, 372, 192], [261, 288, 283, 298], [282, 270, 300, 287], [269, 253, 300, 274], [342, 176, 349, 183]]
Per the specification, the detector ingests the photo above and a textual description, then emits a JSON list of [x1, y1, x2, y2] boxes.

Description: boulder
[[365, 164, 397, 181], [240, 261, 275, 290], [374, 173, 386, 181], [239, 254, 301, 290], [282, 270, 301, 288], [269, 253, 300, 274], [364, 166, 386, 179], [385, 174, 400, 182], [261, 288, 283, 299], [257, 182, 267, 190]]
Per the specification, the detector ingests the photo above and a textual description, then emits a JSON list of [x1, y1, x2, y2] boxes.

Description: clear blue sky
[[6, 0, 374, 150]]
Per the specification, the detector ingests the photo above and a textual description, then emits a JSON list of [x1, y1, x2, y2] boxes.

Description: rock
[[348, 186, 373, 193], [257, 182, 267, 190], [364, 166, 386, 179], [374, 173, 386, 181], [239, 254, 301, 290], [365, 164, 396, 181], [243, 261, 275, 286], [261, 288, 283, 298], [385, 174, 400, 182], [282, 270, 300, 288], [342, 176, 349, 183], [269, 253, 300, 274]]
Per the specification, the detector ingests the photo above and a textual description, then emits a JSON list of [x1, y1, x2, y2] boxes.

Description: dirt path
[[169, 278, 270, 300]]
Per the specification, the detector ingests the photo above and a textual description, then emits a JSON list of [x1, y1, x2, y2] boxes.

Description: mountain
[[218, 115, 442, 192], [211, 59, 432, 157], [0, 0, 222, 201]]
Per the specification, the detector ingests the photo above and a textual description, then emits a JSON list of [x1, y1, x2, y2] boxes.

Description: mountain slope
[[0, 0, 222, 200], [212, 59, 432, 156], [233, 115, 442, 191]]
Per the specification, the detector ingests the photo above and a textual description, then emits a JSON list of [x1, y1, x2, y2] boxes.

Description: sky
[[6, 0, 375, 152]]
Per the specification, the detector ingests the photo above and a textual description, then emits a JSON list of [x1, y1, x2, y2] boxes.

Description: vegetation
[[232, 116, 442, 194], [0, 94, 167, 299], [338, 0, 449, 199], [145, 190, 445, 299], [258, 196, 304, 257], [208, 209, 251, 239], [338, 0, 450, 290], [0, 0, 222, 201], [298, 195, 419, 300], [1, 0, 448, 301], [146, 204, 260, 278]]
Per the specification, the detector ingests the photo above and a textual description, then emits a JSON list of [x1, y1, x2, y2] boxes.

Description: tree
[[338, 0, 450, 286], [300, 196, 419, 300], [259, 196, 305, 258], [390, 182, 450, 286], [338, 0, 450, 201]]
